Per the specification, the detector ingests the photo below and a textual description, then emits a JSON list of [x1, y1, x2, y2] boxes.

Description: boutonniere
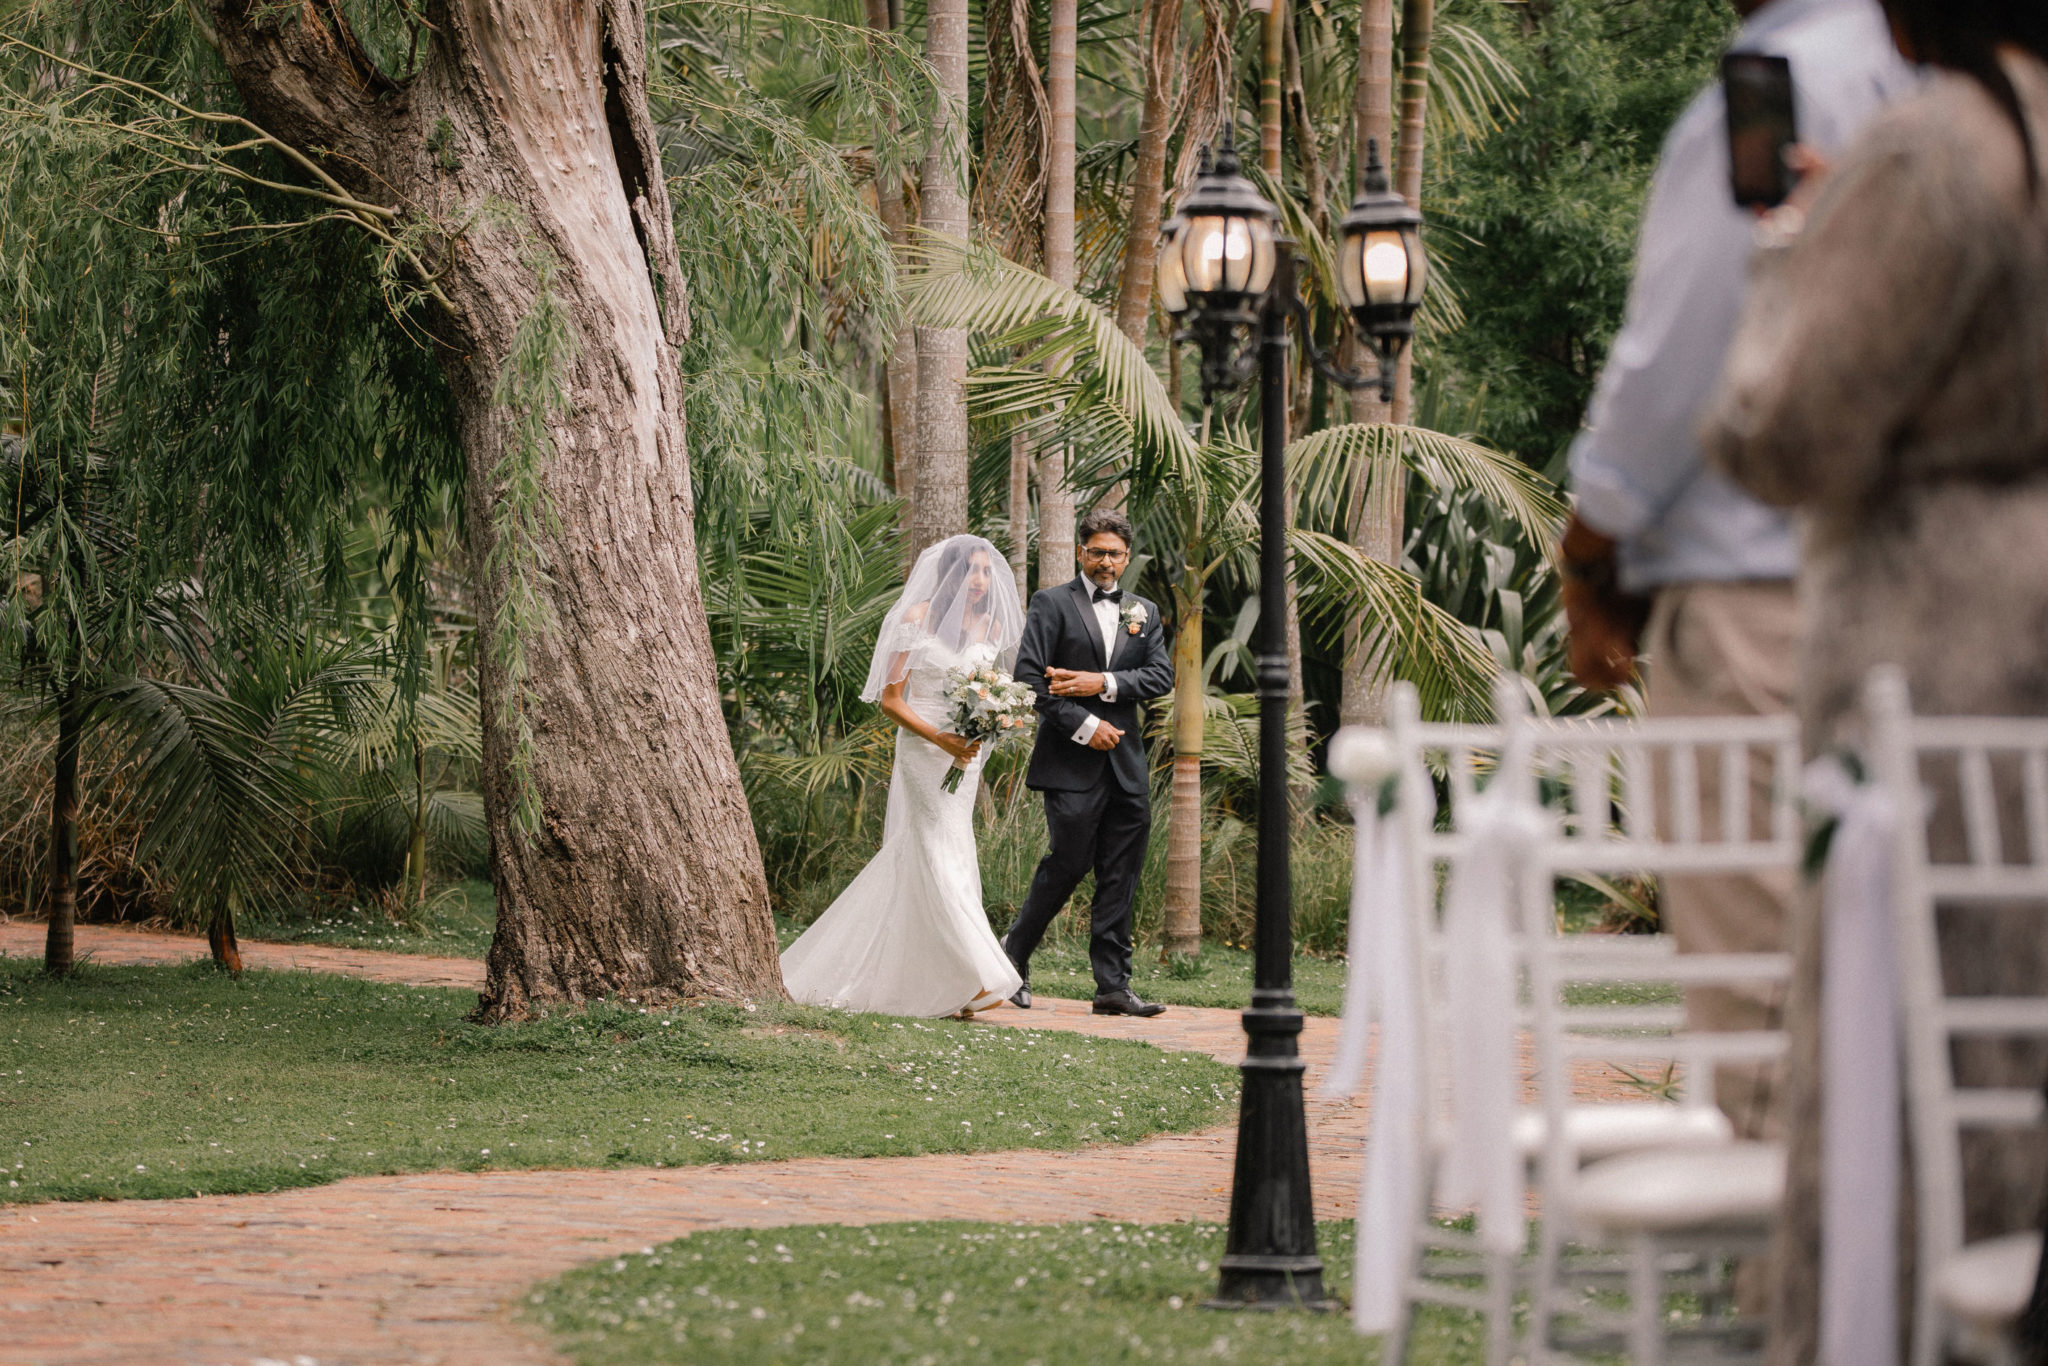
[[1119, 600, 1147, 635]]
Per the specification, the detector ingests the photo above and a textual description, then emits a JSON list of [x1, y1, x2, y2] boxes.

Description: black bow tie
[[1092, 587, 1123, 605]]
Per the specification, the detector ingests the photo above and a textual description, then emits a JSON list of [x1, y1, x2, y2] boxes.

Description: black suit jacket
[[1015, 576, 1175, 795]]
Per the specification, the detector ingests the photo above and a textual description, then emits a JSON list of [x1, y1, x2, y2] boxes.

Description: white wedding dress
[[780, 635, 1024, 1017]]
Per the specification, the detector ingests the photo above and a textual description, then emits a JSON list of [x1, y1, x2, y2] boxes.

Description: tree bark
[[1389, 0, 1433, 427], [865, 0, 918, 511], [1037, 0, 1078, 592], [1008, 428, 1031, 602], [1259, 0, 1308, 730], [1162, 580, 1204, 958], [1259, 0, 1284, 178], [974, 0, 1049, 267], [208, 894, 245, 975], [206, 0, 780, 1018], [909, 0, 973, 556], [41, 683, 79, 977], [1111, 0, 1185, 346], [1352, 0, 1394, 190], [1339, 0, 1401, 730]]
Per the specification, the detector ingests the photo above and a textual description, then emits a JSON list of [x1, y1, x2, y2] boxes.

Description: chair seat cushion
[[1572, 1141, 1786, 1236], [1512, 1104, 1734, 1162], [1935, 1232, 2042, 1328]]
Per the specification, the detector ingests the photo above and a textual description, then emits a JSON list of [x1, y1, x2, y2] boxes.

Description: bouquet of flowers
[[938, 660, 1037, 792]]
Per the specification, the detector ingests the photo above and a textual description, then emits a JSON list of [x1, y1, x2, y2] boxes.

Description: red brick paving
[[0, 923, 1629, 1366], [0, 924, 1366, 1365]]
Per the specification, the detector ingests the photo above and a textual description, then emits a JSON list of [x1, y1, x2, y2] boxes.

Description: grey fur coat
[[1705, 53, 2048, 1365]]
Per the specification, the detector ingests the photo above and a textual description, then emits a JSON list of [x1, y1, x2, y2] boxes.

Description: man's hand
[[1559, 513, 1651, 693], [1087, 720, 1125, 751], [1047, 667, 1107, 698]]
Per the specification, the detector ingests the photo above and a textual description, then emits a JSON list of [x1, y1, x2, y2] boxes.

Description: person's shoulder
[[1029, 581, 1079, 608], [1835, 69, 2030, 202]]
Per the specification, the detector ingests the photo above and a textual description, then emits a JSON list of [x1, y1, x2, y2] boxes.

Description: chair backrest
[[1866, 667, 2048, 1366], [1378, 683, 1800, 1166]]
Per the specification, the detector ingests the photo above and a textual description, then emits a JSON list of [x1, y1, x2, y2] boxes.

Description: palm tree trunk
[[1285, 19, 1327, 227], [208, 892, 244, 975], [1111, 0, 1185, 346], [1162, 579, 1205, 958], [1389, 0, 1433, 427], [1339, 0, 1399, 729], [1259, 0, 1310, 733], [1008, 429, 1031, 601], [405, 736, 430, 907], [866, 0, 918, 516], [1259, 0, 1284, 177], [909, 0, 973, 555], [1352, 0, 1394, 185], [41, 683, 80, 977], [1037, 0, 1078, 591]]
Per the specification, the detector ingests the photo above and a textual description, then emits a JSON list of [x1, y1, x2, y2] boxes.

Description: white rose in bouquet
[[937, 658, 1038, 792]]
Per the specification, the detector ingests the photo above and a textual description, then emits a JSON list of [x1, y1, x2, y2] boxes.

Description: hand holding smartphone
[[1724, 53, 1799, 209]]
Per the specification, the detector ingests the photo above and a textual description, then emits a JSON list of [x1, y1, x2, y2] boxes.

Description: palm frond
[[1288, 422, 1564, 555], [1288, 528, 1499, 720], [900, 234, 1202, 502]]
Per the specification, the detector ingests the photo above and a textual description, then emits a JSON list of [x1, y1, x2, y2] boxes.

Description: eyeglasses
[[1080, 547, 1130, 562]]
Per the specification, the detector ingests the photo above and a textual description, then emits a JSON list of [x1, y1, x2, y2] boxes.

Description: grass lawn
[[0, 959, 1236, 1205], [236, 878, 499, 958], [1019, 936, 1349, 1017], [528, 1219, 1488, 1365]]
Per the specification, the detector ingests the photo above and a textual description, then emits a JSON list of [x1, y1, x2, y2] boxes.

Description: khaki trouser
[[1640, 580, 1800, 1142]]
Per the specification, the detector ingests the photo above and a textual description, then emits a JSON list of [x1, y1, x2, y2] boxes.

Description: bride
[[780, 534, 1027, 1017]]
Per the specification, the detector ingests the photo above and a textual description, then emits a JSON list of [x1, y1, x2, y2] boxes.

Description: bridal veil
[[859, 534, 1025, 701]]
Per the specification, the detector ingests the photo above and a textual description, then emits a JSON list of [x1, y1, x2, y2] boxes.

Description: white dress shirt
[[1070, 584, 1123, 745], [1566, 0, 1914, 591]]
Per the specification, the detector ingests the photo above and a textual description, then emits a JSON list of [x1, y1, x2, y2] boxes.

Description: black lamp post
[[1159, 126, 1425, 1311]]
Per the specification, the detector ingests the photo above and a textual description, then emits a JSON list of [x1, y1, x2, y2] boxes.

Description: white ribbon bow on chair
[[1805, 755, 1903, 1366], [1436, 784, 1546, 1260], [1324, 782, 1421, 1332]]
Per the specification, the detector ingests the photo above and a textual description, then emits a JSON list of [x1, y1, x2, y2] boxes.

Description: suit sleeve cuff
[[1072, 714, 1100, 745], [1102, 673, 1118, 703]]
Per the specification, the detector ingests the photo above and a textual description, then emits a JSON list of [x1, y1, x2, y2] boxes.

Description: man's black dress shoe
[[1091, 989, 1166, 1018], [1005, 947, 1030, 1008]]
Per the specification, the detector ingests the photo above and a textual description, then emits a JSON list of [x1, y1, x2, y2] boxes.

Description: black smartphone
[[1723, 53, 1798, 209]]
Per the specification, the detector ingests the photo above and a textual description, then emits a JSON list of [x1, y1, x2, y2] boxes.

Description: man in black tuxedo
[[1002, 509, 1175, 1017]]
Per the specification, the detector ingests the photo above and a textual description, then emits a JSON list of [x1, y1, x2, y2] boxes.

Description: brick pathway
[[0, 924, 1369, 1366]]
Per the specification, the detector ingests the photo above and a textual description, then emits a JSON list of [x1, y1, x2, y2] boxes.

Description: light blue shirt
[[1567, 0, 1916, 592]]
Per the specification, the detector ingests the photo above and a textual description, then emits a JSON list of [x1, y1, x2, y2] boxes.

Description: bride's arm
[[879, 679, 980, 764]]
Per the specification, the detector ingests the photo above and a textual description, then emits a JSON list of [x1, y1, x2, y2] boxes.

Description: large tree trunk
[[908, 0, 973, 556], [864, 0, 918, 512], [41, 683, 79, 977], [1111, 0, 1185, 346], [1037, 0, 1078, 592], [1162, 580, 1205, 958], [1339, 0, 1401, 730], [207, 0, 780, 1019]]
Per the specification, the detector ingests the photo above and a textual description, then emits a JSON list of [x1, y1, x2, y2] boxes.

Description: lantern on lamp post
[[1159, 128, 1426, 1313]]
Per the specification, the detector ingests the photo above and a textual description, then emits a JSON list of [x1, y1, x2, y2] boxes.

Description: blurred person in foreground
[[1560, 0, 1912, 1140], [1704, 4, 2048, 1358]]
